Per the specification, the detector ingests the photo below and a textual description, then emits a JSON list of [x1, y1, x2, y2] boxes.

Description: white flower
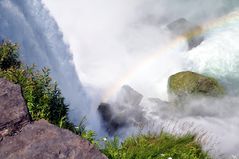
[[103, 137, 107, 141], [168, 157, 172, 159]]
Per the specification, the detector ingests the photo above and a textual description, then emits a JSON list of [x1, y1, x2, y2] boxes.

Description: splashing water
[[187, 10, 239, 95], [139, 10, 239, 158], [1, 0, 239, 158]]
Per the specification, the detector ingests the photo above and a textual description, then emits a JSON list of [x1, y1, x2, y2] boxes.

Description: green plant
[[0, 40, 20, 70], [0, 40, 73, 130], [74, 116, 88, 135], [0, 40, 98, 144], [74, 117, 99, 146], [0, 66, 74, 128], [101, 132, 211, 159], [101, 136, 121, 159]]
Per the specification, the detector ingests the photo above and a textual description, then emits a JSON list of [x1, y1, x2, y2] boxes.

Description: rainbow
[[102, 10, 239, 102]]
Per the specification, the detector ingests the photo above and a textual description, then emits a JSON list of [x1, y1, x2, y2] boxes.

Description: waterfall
[[2, 0, 239, 157], [0, 0, 90, 123]]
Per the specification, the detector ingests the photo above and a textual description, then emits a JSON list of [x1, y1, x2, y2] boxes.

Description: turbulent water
[[1, 0, 239, 158]]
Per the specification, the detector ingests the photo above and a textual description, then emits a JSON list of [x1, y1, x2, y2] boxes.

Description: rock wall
[[0, 78, 107, 159]]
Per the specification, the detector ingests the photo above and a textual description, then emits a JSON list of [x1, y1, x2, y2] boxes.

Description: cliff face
[[0, 78, 30, 136], [0, 78, 107, 159]]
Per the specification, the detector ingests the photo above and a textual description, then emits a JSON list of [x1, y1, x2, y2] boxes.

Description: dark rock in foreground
[[167, 18, 204, 50], [0, 78, 30, 136], [0, 78, 107, 159], [168, 71, 224, 103], [0, 119, 106, 159]]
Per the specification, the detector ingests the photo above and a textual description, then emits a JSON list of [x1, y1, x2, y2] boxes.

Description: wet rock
[[168, 71, 224, 103], [0, 119, 107, 159], [167, 18, 204, 50], [98, 85, 145, 135], [98, 103, 113, 122], [116, 85, 143, 106], [108, 116, 127, 135], [148, 98, 169, 107], [0, 78, 30, 136], [98, 103, 127, 135]]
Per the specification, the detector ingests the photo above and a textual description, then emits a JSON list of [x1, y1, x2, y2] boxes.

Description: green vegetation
[[0, 40, 73, 130], [0, 41, 20, 70], [102, 132, 211, 159], [168, 71, 224, 103], [0, 40, 99, 143], [73, 116, 98, 145], [0, 40, 211, 158]]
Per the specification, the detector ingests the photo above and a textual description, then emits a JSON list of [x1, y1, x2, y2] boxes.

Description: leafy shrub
[[0, 40, 20, 70], [0, 40, 73, 130], [0, 64, 75, 130], [101, 132, 211, 159], [0, 40, 98, 142]]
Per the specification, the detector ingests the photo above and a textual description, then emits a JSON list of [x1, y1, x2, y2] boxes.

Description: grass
[[101, 132, 211, 159]]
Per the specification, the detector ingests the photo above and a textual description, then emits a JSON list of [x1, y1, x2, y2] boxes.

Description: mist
[[42, 0, 239, 99], [42, 0, 239, 157], [1, 0, 239, 158]]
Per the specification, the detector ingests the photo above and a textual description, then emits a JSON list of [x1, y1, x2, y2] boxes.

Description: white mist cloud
[[42, 0, 239, 157], [42, 0, 239, 98]]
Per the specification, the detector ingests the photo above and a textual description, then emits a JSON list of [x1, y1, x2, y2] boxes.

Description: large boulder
[[0, 78, 30, 136], [98, 103, 127, 135], [0, 78, 107, 159], [167, 18, 204, 50], [98, 85, 145, 135], [168, 71, 224, 102], [0, 119, 107, 159]]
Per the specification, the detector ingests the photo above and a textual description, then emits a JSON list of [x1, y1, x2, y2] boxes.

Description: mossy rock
[[168, 71, 224, 102]]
